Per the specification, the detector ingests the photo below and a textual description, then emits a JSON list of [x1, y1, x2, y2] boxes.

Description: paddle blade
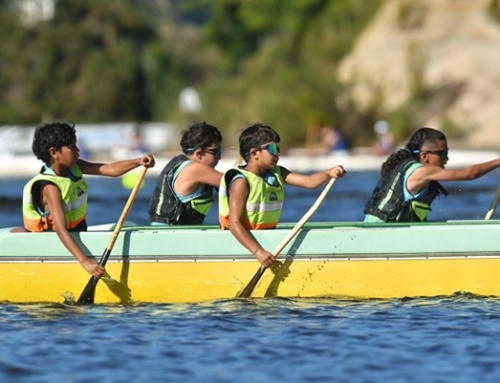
[[77, 276, 98, 304], [238, 266, 265, 298], [236, 178, 337, 299], [76, 248, 112, 304]]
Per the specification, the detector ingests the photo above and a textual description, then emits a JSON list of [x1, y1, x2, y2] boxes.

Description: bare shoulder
[[41, 181, 60, 194], [412, 164, 458, 182], [176, 161, 222, 188], [228, 176, 249, 194], [183, 161, 221, 175], [411, 164, 440, 178], [41, 182, 64, 207]]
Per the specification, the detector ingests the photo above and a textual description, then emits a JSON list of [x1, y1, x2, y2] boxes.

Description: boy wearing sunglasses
[[364, 126, 500, 222], [149, 122, 223, 225], [219, 123, 346, 268]]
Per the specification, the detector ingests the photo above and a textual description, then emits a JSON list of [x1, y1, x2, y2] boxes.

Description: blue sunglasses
[[185, 147, 222, 160], [204, 147, 222, 159], [244, 142, 280, 158], [260, 142, 280, 156]]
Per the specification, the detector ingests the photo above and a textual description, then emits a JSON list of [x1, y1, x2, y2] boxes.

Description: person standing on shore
[[372, 119, 395, 156], [22, 120, 155, 277], [319, 126, 348, 154]]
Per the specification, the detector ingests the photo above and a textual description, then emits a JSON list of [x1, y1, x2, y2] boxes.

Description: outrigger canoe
[[1, 220, 500, 304]]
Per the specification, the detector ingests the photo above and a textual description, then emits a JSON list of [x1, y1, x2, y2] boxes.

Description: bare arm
[[228, 178, 275, 268], [281, 165, 346, 189], [42, 184, 104, 277], [78, 154, 155, 177], [174, 162, 222, 195], [408, 158, 500, 193]]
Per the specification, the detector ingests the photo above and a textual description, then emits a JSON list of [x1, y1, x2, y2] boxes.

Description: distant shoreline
[[2, 148, 499, 179]]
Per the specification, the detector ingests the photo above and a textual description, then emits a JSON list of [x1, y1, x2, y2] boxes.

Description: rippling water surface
[[2, 169, 500, 382], [2, 296, 500, 383]]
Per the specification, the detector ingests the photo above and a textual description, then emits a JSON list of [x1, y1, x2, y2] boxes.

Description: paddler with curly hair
[[364, 126, 500, 222], [23, 120, 155, 277]]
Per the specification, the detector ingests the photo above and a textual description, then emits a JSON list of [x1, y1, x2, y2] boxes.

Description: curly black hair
[[380, 127, 447, 176], [32, 121, 77, 163], [180, 121, 222, 153], [239, 123, 280, 161]]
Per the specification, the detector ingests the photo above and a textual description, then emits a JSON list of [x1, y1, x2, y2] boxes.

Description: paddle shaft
[[77, 167, 148, 304], [238, 178, 337, 298], [484, 184, 500, 220]]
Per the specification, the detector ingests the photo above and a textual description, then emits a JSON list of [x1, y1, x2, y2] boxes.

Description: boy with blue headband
[[149, 121, 223, 225]]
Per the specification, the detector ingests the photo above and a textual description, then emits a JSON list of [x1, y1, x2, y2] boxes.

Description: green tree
[[0, 0, 173, 124], [0, 0, 385, 150], [0, 4, 39, 123], [188, 0, 382, 147]]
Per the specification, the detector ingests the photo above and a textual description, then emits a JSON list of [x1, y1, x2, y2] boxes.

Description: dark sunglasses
[[260, 142, 280, 156], [423, 148, 448, 160], [184, 147, 222, 159], [204, 147, 222, 159]]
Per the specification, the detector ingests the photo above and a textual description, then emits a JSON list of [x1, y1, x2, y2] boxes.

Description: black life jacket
[[363, 158, 448, 222], [148, 155, 214, 225]]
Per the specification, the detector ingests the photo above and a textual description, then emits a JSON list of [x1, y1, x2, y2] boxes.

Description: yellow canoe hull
[[2, 221, 500, 303], [2, 256, 500, 304]]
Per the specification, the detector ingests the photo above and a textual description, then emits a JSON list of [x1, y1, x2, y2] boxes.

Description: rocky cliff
[[338, 0, 500, 149]]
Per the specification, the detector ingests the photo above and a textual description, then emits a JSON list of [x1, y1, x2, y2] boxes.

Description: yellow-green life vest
[[23, 165, 88, 232], [219, 167, 284, 230]]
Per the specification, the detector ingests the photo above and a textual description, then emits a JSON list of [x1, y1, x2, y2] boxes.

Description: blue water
[[1, 169, 500, 383], [1, 169, 497, 227]]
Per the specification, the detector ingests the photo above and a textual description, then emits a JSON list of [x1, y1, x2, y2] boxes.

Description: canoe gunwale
[[2, 251, 500, 263]]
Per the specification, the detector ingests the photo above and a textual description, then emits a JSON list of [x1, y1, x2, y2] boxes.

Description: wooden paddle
[[237, 177, 337, 298], [77, 166, 148, 304], [484, 184, 500, 220]]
